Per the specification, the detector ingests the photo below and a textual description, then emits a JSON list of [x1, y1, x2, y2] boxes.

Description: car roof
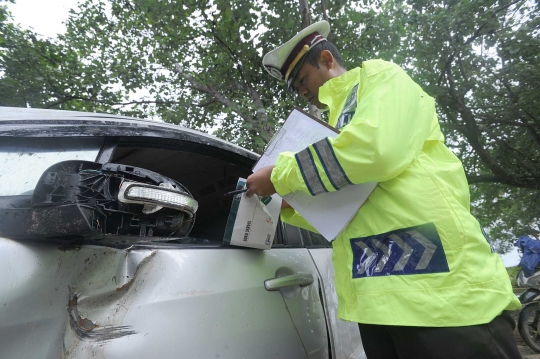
[[0, 107, 258, 160]]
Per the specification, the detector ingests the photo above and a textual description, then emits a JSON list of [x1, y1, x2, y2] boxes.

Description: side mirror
[[0, 160, 198, 243]]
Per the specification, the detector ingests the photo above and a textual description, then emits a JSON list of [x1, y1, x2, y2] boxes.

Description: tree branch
[[467, 174, 540, 189], [298, 0, 310, 30], [456, 51, 471, 96], [482, 61, 540, 145], [208, 20, 268, 128], [466, 175, 507, 184], [444, 65, 510, 180], [172, 64, 269, 143], [472, 115, 540, 128], [209, 21, 248, 86], [521, 115, 540, 146], [439, 123, 467, 130], [45, 97, 184, 109], [462, 0, 523, 45], [489, 134, 538, 174], [177, 69, 246, 115], [320, 0, 332, 42]]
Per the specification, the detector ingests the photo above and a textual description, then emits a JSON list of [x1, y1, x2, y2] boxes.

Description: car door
[[283, 225, 366, 359], [0, 127, 330, 359], [0, 241, 329, 359]]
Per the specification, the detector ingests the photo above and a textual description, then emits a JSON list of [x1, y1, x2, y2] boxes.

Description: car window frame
[[0, 128, 312, 249]]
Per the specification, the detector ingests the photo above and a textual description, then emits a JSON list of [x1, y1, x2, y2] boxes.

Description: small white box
[[223, 178, 282, 250]]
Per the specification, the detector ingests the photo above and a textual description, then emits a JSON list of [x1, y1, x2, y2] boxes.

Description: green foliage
[[471, 182, 540, 241], [403, 0, 540, 191], [329, 0, 539, 244], [0, 4, 125, 112], [1, 0, 538, 249], [58, 0, 304, 151], [393, 0, 540, 242]]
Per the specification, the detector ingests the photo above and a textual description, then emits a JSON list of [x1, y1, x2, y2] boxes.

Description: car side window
[[0, 137, 102, 196], [0, 136, 286, 248], [280, 223, 331, 248], [110, 144, 262, 246], [300, 228, 332, 247]]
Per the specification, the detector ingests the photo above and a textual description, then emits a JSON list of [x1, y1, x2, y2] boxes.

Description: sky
[[6, 0, 74, 39], [1, 0, 525, 267], [501, 246, 520, 267]]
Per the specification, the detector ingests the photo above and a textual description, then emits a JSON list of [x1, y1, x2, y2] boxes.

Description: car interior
[[110, 143, 253, 243], [0, 135, 326, 247]]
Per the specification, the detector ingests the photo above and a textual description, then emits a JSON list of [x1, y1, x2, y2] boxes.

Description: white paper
[[254, 108, 378, 242], [253, 108, 339, 172], [283, 182, 377, 241]]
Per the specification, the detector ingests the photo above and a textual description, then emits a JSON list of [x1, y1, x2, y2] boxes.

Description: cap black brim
[[286, 55, 308, 91]]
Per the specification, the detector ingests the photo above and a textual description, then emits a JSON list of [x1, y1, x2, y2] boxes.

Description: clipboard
[[253, 107, 339, 172], [252, 107, 378, 241]]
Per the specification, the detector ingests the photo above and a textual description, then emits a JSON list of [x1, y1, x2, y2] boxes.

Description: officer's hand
[[245, 166, 276, 198]]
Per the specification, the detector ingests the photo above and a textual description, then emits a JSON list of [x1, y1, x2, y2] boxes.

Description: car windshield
[[0, 137, 102, 196]]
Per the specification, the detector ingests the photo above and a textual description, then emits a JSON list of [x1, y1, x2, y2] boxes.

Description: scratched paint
[[0, 238, 362, 359], [67, 290, 136, 342], [63, 251, 158, 343]]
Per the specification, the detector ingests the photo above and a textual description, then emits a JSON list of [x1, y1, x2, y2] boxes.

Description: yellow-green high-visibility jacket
[[271, 59, 520, 327]]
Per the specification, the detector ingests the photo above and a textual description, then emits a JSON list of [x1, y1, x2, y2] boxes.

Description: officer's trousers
[[358, 311, 521, 359]]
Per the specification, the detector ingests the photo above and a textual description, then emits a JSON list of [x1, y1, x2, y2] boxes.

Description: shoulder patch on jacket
[[335, 84, 358, 129], [350, 223, 449, 278]]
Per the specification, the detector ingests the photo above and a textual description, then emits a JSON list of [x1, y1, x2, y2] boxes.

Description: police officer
[[246, 20, 522, 359]]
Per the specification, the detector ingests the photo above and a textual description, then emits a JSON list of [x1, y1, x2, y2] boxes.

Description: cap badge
[[265, 66, 283, 80]]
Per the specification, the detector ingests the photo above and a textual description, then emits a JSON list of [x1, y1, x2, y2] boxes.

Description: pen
[[223, 188, 248, 196]]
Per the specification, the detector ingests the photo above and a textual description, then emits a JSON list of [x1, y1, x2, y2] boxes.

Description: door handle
[[264, 273, 314, 291]]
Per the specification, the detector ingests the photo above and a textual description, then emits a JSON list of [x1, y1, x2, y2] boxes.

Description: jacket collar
[[319, 68, 361, 110]]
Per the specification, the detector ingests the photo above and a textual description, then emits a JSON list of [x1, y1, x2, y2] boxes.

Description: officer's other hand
[[246, 166, 276, 198]]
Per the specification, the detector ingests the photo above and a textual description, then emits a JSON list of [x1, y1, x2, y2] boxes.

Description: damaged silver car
[[0, 107, 365, 359]]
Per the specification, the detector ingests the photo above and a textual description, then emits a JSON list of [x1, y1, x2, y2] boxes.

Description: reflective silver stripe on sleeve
[[312, 138, 351, 190], [296, 147, 327, 195]]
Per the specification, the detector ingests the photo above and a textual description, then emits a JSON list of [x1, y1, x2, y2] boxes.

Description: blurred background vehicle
[[515, 236, 540, 353]]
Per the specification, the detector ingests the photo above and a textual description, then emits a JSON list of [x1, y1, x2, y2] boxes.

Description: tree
[[397, 0, 540, 242], [322, 0, 539, 242], [1, 0, 538, 244], [0, 4, 126, 113], [405, 0, 539, 191], [56, 0, 309, 151]]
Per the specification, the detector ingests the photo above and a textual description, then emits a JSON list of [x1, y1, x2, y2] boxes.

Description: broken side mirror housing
[[0, 160, 197, 243]]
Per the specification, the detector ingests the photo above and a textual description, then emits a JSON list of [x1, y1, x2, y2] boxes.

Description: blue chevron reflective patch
[[350, 223, 449, 278]]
